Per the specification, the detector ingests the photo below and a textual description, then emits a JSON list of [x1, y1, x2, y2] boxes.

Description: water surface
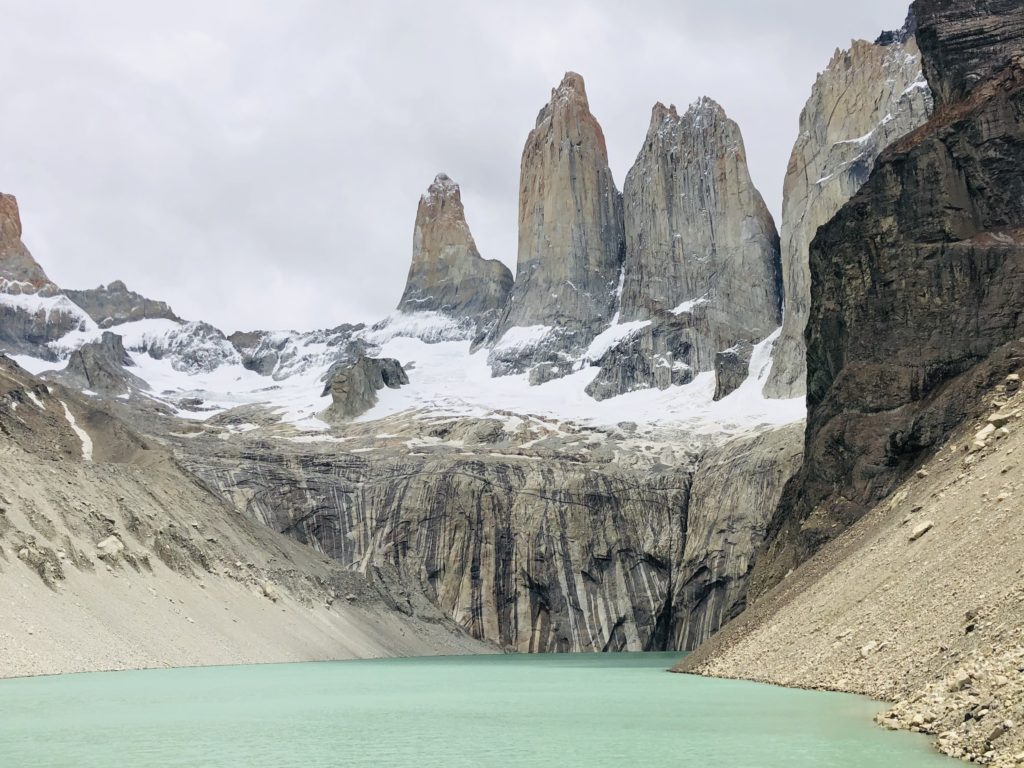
[[0, 653, 953, 767]]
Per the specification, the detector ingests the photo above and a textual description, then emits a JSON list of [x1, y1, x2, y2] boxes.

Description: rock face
[[671, 424, 803, 650], [397, 174, 512, 332], [585, 320, 694, 402], [65, 280, 180, 327], [713, 342, 754, 402], [764, 28, 934, 399], [0, 194, 93, 357], [54, 331, 148, 396], [620, 99, 781, 364], [490, 72, 625, 378], [322, 354, 409, 421], [753, 0, 1024, 592], [178, 415, 802, 653]]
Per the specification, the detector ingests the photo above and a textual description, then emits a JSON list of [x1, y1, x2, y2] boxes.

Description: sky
[[1, 0, 914, 332]]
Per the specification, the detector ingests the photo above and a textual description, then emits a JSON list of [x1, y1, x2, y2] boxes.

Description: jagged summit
[[396, 172, 512, 329], [490, 71, 625, 382], [65, 280, 181, 327], [0, 193, 57, 295]]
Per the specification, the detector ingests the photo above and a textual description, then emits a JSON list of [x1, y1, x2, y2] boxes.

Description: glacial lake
[[0, 653, 954, 767]]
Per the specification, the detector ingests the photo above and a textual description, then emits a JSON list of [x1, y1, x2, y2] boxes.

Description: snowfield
[[8, 310, 804, 436]]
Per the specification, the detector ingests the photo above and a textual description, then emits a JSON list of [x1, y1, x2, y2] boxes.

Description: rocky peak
[[763, 31, 933, 399], [490, 71, 625, 379], [616, 94, 780, 378], [0, 193, 58, 296], [396, 173, 512, 327], [913, 0, 1024, 108], [65, 280, 180, 328]]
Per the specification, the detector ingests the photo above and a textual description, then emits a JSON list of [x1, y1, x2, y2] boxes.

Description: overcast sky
[[1, 0, 912, 332]]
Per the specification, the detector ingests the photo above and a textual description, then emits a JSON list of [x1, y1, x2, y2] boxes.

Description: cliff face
[[621, 99, 781, 359], [397, 174, 512, 331], [489, 72, 625, 379], [0, 194, 93, 357], [64, 280, 180, 327], [180, 417, 801, 653], [753, 0, 1024, 590], [587, 98, 781, 400], [764, 31, 933, 399]]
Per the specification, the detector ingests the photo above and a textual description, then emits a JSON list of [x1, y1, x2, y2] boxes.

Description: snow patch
[[60, 400, 93, 461]]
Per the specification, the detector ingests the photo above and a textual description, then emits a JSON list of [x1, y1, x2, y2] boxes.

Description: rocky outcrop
[[752, 0, 1024, 593], [65, 280, 180, 327], [53, 331, 148, 396], [713, 342, 753, 402], [671, 424, 803, 650], [322, 354, 409, 421], [490, 73, 625, 378], [620, 100, 781, 362], [764, 28, 933, 399], [0, 194, 93, 357], [397, 174, 512, 332], [585, 319, 694, 402]]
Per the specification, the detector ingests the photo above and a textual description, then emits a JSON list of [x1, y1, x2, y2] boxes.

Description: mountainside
[[489, 72, 626, 382], [752, 0, 1024, 590], [0, 355, 487, 677], [64, 280, 180, 327], [396, 173, 512, 336], [764, 25, 933, 399], [586, 98, 781, 401], [0, 195, 93, 358]]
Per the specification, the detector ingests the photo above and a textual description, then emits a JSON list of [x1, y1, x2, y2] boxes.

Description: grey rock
[[670, 424, 804, 650], [322, 354, 409, 421], [714, 342, 754, 401], [764, 33, 933, 399], [397, 173, 512, 331], [620, 99, 781, 377], [54, 331, 148, 396], [64, 280, 180, 327], [585, 318, 694, 402], [489, 72, 625, 379]]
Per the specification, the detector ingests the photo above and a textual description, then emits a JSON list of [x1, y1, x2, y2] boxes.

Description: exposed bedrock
[[64, 280, 180, 327], [51, 331, 148, 396], [0, 194, 92, 357], [764, 27, 933, 399], [620, 99, 781, 362], [321, 354, 409, 421], [489, 72, 625, 378], [751, 0, 1024, 594], [397, 174, 512, 333], [177, 419, 802, 653]]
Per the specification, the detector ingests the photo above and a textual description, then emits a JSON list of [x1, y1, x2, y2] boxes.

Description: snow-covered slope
[[8, 309, 803, 437]]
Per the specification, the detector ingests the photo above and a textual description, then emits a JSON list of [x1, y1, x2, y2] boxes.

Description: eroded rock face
[[753, 0, 1024, 592], [65, 281, 180, 327], [0, 194, 93, 357], [671, 424, 803, 650], [54, 331, 148, 396], [585, 320, 694, 402], [322, 354, 409, 421], [397, 174, 512, 331], [620, 100, 781, 361], [490, 72, 625, 378], [713, 342, 754, 402], [0, 193, 54, 293], [764, 28, 933, 399]]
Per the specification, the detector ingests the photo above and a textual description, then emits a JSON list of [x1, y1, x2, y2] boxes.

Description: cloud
[[0, 0, 912, 331]]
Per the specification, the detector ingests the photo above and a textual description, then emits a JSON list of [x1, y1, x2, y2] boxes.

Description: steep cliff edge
[[489, 72, 625, 381], [764, 28, 933, 399], [754, 0, 1024, 586], [587, 98, 781, 400], [396, 173, 512, 335], [0, 194, 94, 358]]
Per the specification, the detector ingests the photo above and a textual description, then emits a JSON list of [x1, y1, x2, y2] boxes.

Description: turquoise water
[[0, 653, 953, 767]]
